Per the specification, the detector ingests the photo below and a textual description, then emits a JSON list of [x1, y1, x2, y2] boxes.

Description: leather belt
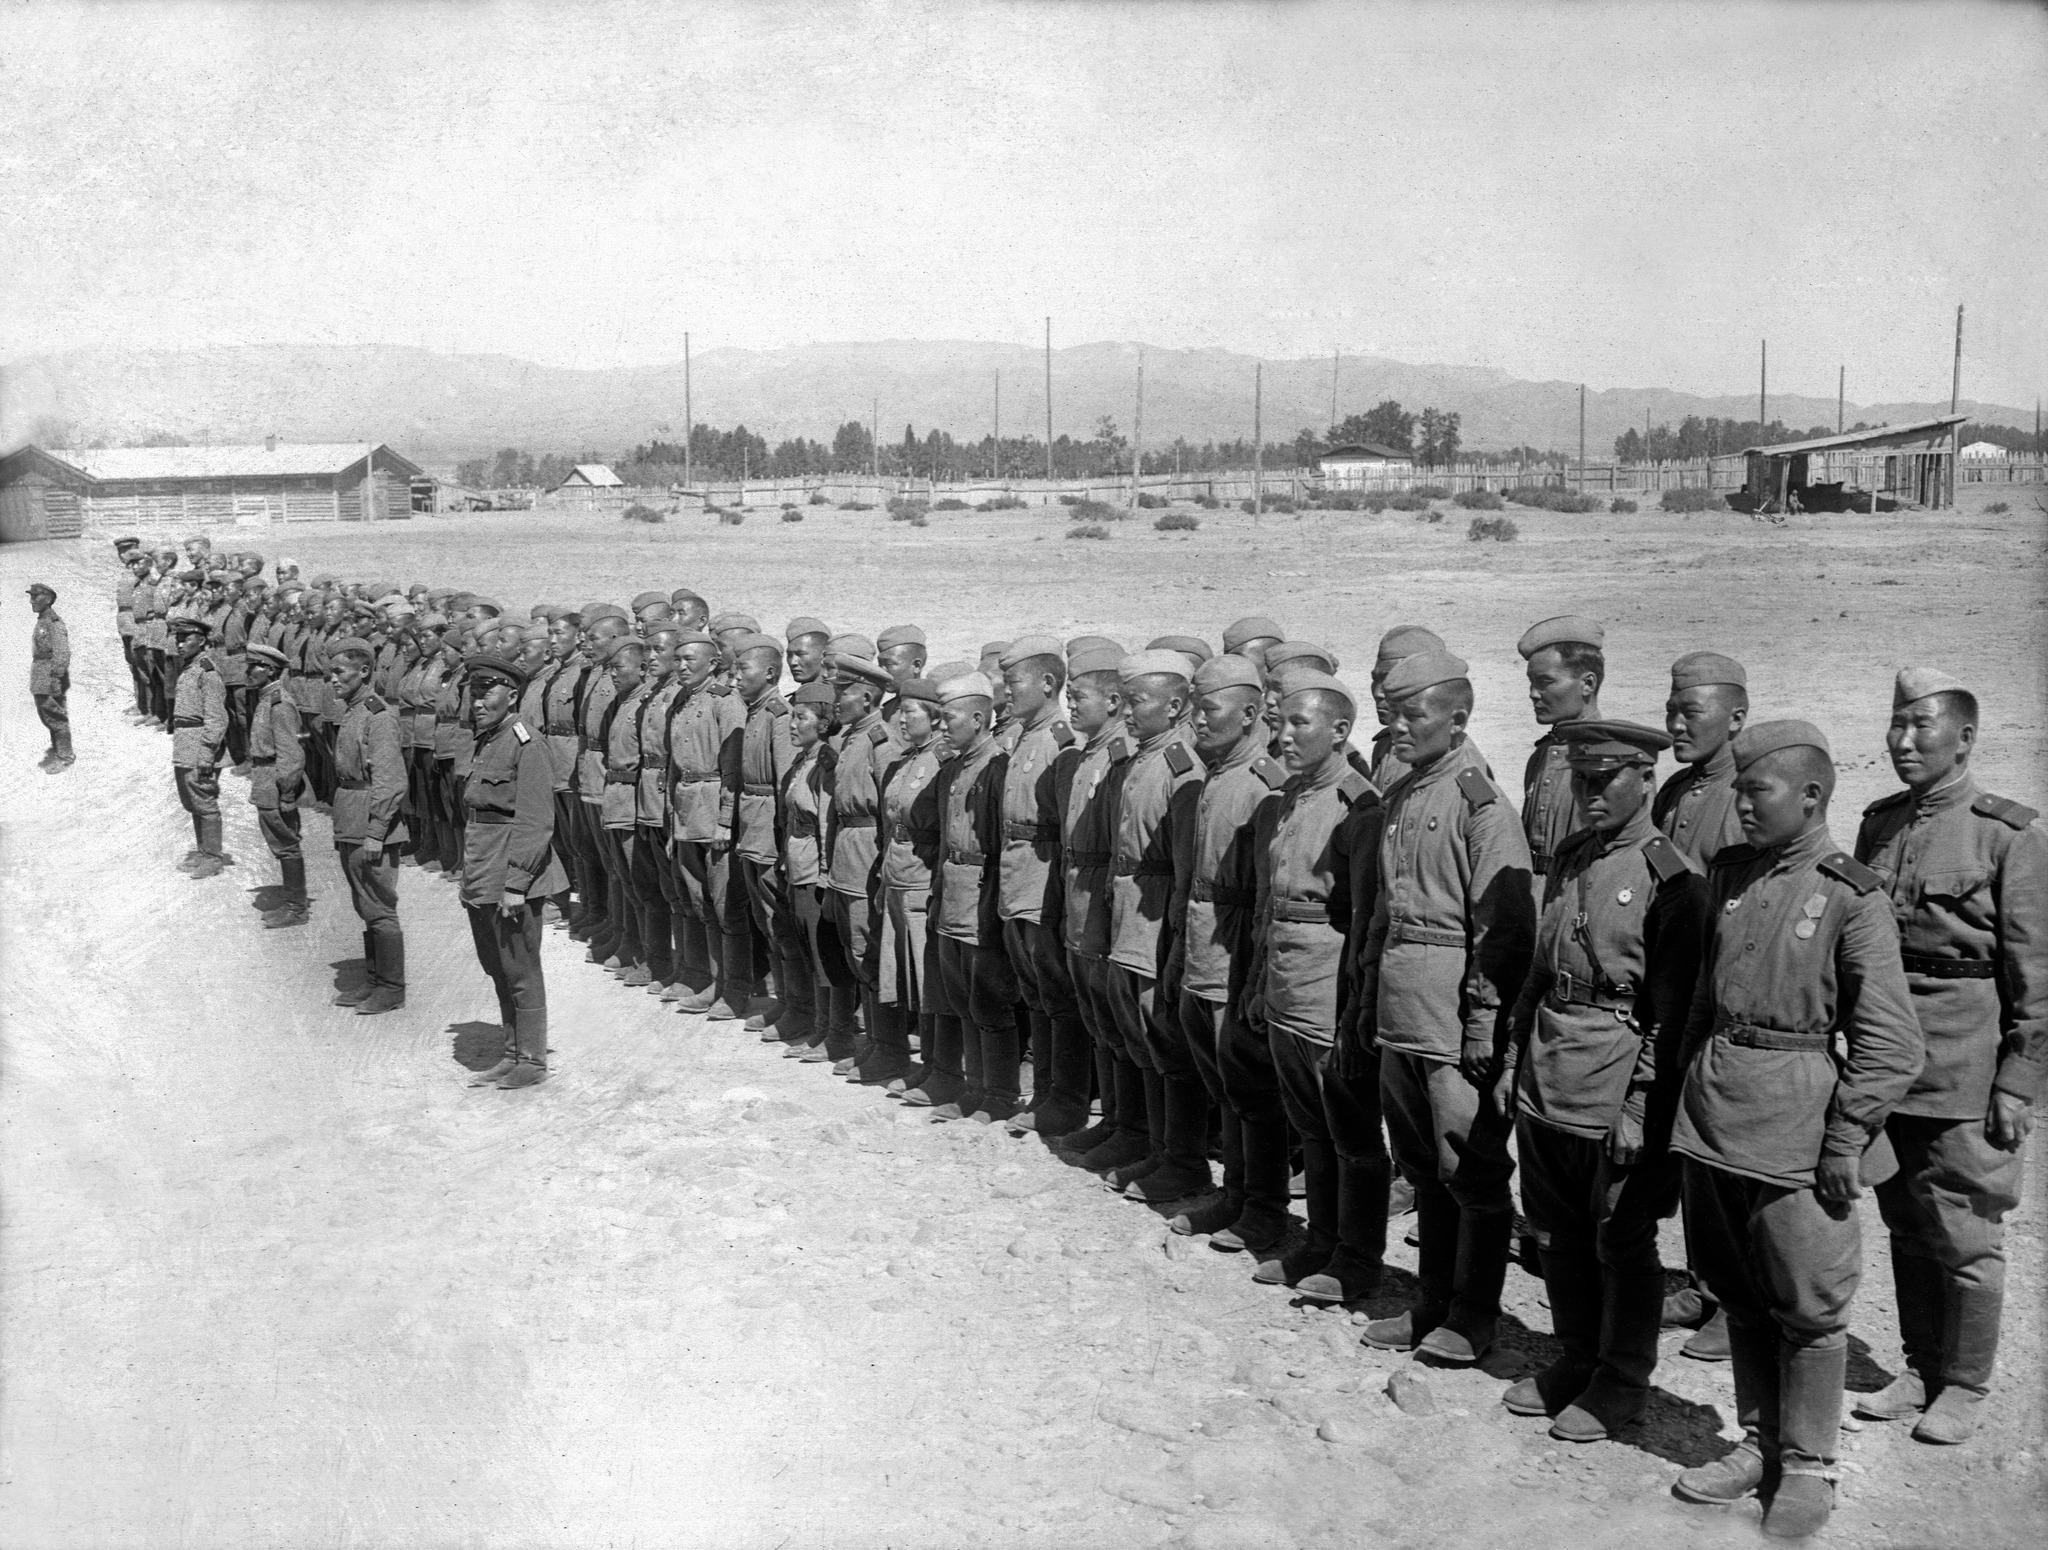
[[787, 814, 819, 837], [835, 813, 877, 828], [1268, 899, 1330, 923], [1005, 820, 1058, 841], [1716, 1021, 1831, 1052], [171, 715, 203, 728], [249, 755, 277, 766], [1531, 857, 1552, 877], [546, 723, 576, 736], [1392, 923, 1465, 948], [1191, 878, 1253, 904], [946, 846, 985, 865], [1115, 858, 1173, 877], [674, 769, 718, 783], [605, 770, 637, 785], [1067, 848, 1111, 867], [337, 777, 370, 790], [1901, 954, 1996, 979], [1548, 971, 1634, 1011], [743, 782, 777, 795], [467, 810, 512, 826]]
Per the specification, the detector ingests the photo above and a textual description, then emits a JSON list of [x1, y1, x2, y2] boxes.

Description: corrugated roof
[[46, 443, 420, 481], [565, 463, 625, 486], [1320, 442, 1412, 462], [1742, 415, 1967, 457]]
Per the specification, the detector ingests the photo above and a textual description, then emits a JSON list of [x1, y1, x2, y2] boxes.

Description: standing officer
[[634, 627, 688, 998], [1503, 720, 1707, 1442], [1356, 647, 1535, 1363], [822, 652, 900, 1067], [218, 576, 255, 772], [1519, 616, 1607, 883], [539, 608, 595, 933], [598, 636, 655, 981], [1169, 653, 1289, 1245], [1852, 670, 2046, 1445], [244, 642, 309, 928], [574, 607, 631, 962], [27, 583, 72, 772], [666, 629, 748, 1016], [459, 651, 569, 1090], [730, 632, 811, 1042], [876, 676, 945, 1081], [1667, 720, 1921, 1538], [995, 635, 1088, 1135], [327, 636, 410, 1015], [1244, 670, 1386, 1295], [169, 616, 231, 876], [782, 679, 859, 1064]]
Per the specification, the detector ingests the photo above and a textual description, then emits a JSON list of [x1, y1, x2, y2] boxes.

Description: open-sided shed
[[1741, 414, 1967, 514]]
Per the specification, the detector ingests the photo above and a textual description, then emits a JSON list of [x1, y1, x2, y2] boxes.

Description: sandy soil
[[2, 489, 2043, 1550]]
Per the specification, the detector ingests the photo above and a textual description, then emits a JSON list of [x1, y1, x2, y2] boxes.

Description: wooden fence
[[1957, 456, 2047, 486]]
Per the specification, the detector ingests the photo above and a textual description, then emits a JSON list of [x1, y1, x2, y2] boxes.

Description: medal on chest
[[1616, 887, 1634, 906], [1794, 892, 1826, 940]]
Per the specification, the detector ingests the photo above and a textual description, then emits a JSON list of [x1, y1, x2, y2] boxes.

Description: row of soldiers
[[123, 544, 2040, 1540]]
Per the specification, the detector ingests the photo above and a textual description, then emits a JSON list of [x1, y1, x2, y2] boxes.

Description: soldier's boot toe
[[1852, 1370, 1929, 1422], [1761, 1469, 1834, 1539], [1360, 1302, 1449, 1352], [354, 986, 405, 1016], [332, 985, 372, 1007], [658, 980, 689, 1003], [703, 998, 744, 1022], [1008, 1099, 1089, 1138], [1388, 1173, 1416, 1216], [1682, 1307, 1732, 1362], [742, 998, 784, 1032], [673, 986, 718, 1014], [970, 1094, 1021, 1124], [1911, 1385, 1986, 1445], [1124, 1160, 1213, 1205], [1169, 1191, 1238, 1237], [262, 907, 309, 930], [468, 1058, 519, 1087], [496, 1062, 549, 1090], [1076, 1129, 1151, 1174], [1251, 1242, 1330, 1288], [1673, 1443, 1771, 1505], [1503, 1356, 1598, 1418], [1417, 1321, 1493, 1365], [794, 1042, 831, 1061], [1296, 1255, 1384, 1306], [1210, 1209, 1289, 1255], [1549, 1372, 1647, 1442], [185, 854, 224, 879], [1057, 1119, 1117, 1155], [620, 965, 653, 987], [1662, 1285, 1711, 1329], [856, 1051, 914, 1086]]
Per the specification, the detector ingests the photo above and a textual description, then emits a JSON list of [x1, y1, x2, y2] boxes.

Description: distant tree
[[1414, 407, 1460, 466], [1331, 399, 1415, 454], [1292, 427, 1323, 464], [832, 420, 874, 470], [136, 428, 191, 447], [455, 458, 489, 488]]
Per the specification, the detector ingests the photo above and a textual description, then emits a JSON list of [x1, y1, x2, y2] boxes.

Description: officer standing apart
[[1852, 669, 2045, 1445], [327, 636, 410, 1015], [169, 615, 231, 877], [1504, 720, 1707, 1442], [1519, 615, 1607, 884], [28, 583, 73, 772], [459, 652, 568, 1090], [1667, 720, 1921, 1539], [244, 643, 309, 928]]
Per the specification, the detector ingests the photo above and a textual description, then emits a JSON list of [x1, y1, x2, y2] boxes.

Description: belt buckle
[[1554, 970, 1576, 1004]]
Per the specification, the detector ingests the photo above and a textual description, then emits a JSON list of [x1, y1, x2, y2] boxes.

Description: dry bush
[[1411, 482, 1450, 499], [933, 498, 970, 511], [1508, 485, 1599, 514], [718, 508, 746, 526], [986, 494, 1027, 510], [1195, 495, 1221, 509], [622, 503, 666, 524], [838, 500, 876, 511], [1360, 494, 1389, 514], [1388, 492, 1430, 512], [1454, 489, 1504, 510], [887, 497, 930, 522], [1067, 522, 1111, 540], [1610, 498, 1639, 514], [808, 490, 830, 505], [1467, 515, 1519, 543], [780, 508, 804, 523], [1154, 511, 1199, 532], [1986, 500, 2010, 514], [1659, 488, 1723, 514], [1320, 491, 1363, 511], [1136, 492, 1167, 509], [1068, 498, 1124, 523]]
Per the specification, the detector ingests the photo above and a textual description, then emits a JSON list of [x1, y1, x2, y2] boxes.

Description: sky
[[3, 0, 2044, 408]]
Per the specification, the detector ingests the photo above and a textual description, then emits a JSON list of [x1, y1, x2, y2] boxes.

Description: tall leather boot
[[1173, 1106, 1246, 1237], [857, 994, 913, 1084], [1017, 1014, 1099, 1138], [1107, 1067, 1169, 1190], [1128, 1076, 1213, 1202], [264, 856, 309, 928], [1678, 1318, 1781, 1503], [1855, 1245, 1943, 1421], [1916, 1272, 2002, 1444], [52, 722, 73, 765], [971, 1002, 1022, 1123], [1363, 1190, 1457, 1350], [357, 932, 406, 1014], [638, 909, 672, 990], [1504, 1248, 1603, 1417], [1764, 1337, 1845, 1539], [1258, 1133, 1339, 1289], [1061, 1045, 1122, 1153], [333, 929, 377, 1006], [1078, 1057, 1152, 1173], [1417, 1205, 1513, 1362], [188, 814, 228, 879], [1320, 1123, 1392, 1293], [1551, 1268, 1664, 1440]]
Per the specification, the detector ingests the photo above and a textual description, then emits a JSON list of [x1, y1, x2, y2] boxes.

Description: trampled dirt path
[[2, 494, 2042, 1549]]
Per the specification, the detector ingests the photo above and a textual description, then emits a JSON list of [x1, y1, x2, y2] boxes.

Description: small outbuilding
[[1741, 414, 1967, 513], [543, 463, 631, 511], [1958, 440, 2008, 460], [1317, 442, 1415, 487]]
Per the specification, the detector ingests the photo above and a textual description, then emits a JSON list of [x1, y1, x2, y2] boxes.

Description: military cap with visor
[[463, 652, 528, 693], [1559, 718, 1672, 770]]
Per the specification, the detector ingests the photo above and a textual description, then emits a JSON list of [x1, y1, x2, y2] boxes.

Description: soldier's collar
[[1911, 770, 1974, 815], [1591, 801, 1658, 856]]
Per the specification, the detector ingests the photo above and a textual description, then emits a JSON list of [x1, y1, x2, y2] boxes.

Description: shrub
[[933, 497, 970, 511], [718, 508, 746, 526], [987, 494, 1027, 510], [1610, 498, 1639, 514], [886, 497, 930, 522], [1321, 491, 1363, 511], [1467, 515, 1519, 543], [808, 490, 830, 505], [1154, 510, 1200, 532], [1659, 487, 1723, 514], [1388, 492, 1429, 512], [1058, 493, 1083, 506], [1986, 500, 2010, 514], [1268, 497, 1297, 514], [838, 500, 875, 511], [1240, 498, 1257, 514], [1422, 508, 1445, 523], [1360, 495, 1388, 514], [908, 514, 928, 528], [1411, 482, 1450, 499], [622, 502, 666, 523], [1195, 494, 1221, 509], [1067, 522, 1111, 540], [1506, 485, 1598, 513], [780, 508, 804, 523], [1136, 492, 1168, 509], [1454, 488, 1505, 510], [1068, 497, 1124, 522]]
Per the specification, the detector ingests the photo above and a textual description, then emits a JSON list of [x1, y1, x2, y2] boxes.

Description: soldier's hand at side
[[499, 890, 526, 918], [1605, 1102, 1644, 1167], [1987, 1091, 2034, 1152], [360, 837, 383, 863], [1329, 1022, 1372, 1082], [1813, 1152, 1863, 1207], [1242, 989, 1266, 1035], [1460, 1036, 1501, 1089]]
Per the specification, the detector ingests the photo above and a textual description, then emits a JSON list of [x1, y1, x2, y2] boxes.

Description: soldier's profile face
[[1570, 762, 1649, 831], [1277, 696, 1341, 772], [879, 644, 924, 685], [1065, 677, 1116, 736], [789, 635, 827, 682], [1388, 687, 1460, 766], [940, 699, 987, 751], [1734, 758, 1811, 848], [1192, 686, 1258, 756], [899, 700, 936, 743], [1887, 701, 1972, 792], [1526, 647, 1591, 724], [791, 703, 826, 747], [1124, 678, 1181, 739], [1666, 686, 1744, 763], [330, 655, 369, 694], [735, 650, 778, 700], [1003, 663, 1053, 718]]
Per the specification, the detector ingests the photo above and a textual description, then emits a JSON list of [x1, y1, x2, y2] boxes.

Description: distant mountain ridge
[[1, 340, 2023, 476]]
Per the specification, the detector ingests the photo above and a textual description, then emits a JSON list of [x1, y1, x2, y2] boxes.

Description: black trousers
[[467, 899, 549, 1064]]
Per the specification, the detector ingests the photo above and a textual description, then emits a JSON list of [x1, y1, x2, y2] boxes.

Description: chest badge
[[1616, 887, 1634, 905], [1724, 897, 1742, 913], [1794, 919, 1817, 939]]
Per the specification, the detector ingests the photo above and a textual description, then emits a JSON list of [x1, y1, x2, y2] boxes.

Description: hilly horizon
[[0, 340, 2025, 478]]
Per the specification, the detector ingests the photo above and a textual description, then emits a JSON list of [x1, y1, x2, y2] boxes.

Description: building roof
[[1319, 442, 1412, 462], [561, 463, 625, 487], [1959, 440, 2008, 458], [42, 442, 424, 482], [1742, 415, 1968, 457]]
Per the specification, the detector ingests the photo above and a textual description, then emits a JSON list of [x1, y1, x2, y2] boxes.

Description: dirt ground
[[2, 488, 2043, 1550]]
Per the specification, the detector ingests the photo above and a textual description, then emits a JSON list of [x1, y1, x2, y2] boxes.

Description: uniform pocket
[[1919, 868, 1987, 903]]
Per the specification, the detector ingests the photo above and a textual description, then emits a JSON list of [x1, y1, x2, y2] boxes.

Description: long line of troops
[[109, 534, 2039, 1541]]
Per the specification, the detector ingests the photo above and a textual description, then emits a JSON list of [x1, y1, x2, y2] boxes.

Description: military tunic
[[1655, 743, 1744, 865], [462, 714, 567, 1068], [30, 607, 70, 755], [332, 683, 409, 959], [931, 733, 1020, 1100], [1524, 729, 1587, 877], [877, 734, 943, 1009], [248, 678, 307, 861]]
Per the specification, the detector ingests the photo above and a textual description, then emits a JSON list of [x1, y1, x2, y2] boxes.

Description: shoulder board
[[511, 720, 531, 745], [1973, 792, 2038, 830], [1455, 766, 1498, 808], [1641, 833, 1693, 884], [1338, 769, 1375, 805], [1710, 842, 1761, 868], [1862, 789, 1912, 818], [708, 682, 731, 696], [1163, 742, 1195, 776], [1818, 852, 1882, 895], [817, 745, 840, 772], [1250, 755, 1288, 791], [766, 693, 790, 716], [1108, 735, 1133, 763], [868, 722, 891, 745], [1050, 720, 1076, 749], [364, 694, 387, 712]]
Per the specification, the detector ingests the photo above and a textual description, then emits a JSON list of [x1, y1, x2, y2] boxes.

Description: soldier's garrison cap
[[710, 611, 761, 635], [1068, 647, 1128, 680], [1264, 641, 1338, 676], [1119, 648, 1193, 685], [1517, 615, 1604, 658], [1893, 667, 1968, 709], [1559, 718, 1671, 769], [827, 632, 878, 661], [1191, 654, 1264, 694], [1222, 617, 1286, 651], [467, 596, 504, 618], [927, 659, 976, 682], [670, 629, 718, 648], [1066, 634, 1121, 658], [791, 680, 837, 708], [1381, 648, 1471, 698], [463, 652, 528, 692], [894, 676, 944, 707], [877, 624, 928, 650], [978, 640, 1011, 661], [582, 603, 631, 625], [1146, 634, 1212, 663], [1375, 624, 1445, 669], [1276, 669, 1357, 720], [784, 615, 831, 641], [730, 632, 784, 659], [1670, 651, 1747, 690], [937, 670, 995, 703], [325, 635, 376, 660], [999, 634, 1064, 668], [1731, 719, 1831, 770]]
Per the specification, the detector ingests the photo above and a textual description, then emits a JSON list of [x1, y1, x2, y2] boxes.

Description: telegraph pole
[[1330, 348, 1340, 434], [1838, 364, 1845, 433], [1045, 317, 1054, 482], [1253, 363, 1264, 517], [683, 331, 693, 490], [871, 395, 879, 483], [1577, 384, 1586, 491], [1950, 304, 1964, 414], [1759, 339, 1767, 437], [1950, 305, 1964, 508], [1129, 348, 1145, 511], [993, 370, 1001, 480]]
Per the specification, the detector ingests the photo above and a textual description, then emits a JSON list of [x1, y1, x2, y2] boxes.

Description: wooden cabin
[[1741, 415, 1967, 514]]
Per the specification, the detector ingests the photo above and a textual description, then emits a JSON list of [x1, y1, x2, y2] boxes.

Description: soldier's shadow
[[1489, 1318, 1732, 1467], [328, 956, 371, 995], [1845, 1332, 1894, 1393], [248, 884, 290, 913], [449, 1021, 507, 1072]]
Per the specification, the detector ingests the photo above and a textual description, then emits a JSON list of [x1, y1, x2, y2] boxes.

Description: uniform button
[[1745, 942, 1756, 952]]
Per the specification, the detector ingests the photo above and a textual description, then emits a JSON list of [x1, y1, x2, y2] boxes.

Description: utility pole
[[1045, 316, 1054, 483], [1577, 383, 1586, 491], [683, 331, 693, 491], [1253, 363, 1264, 517], [1950, 304, 1964, 414], [1759, 338, 1767, 438], [1330, 348, 1340, 435], [1950, 304, 1964, 509], [1129, 348, 1145, 511], [993, 370, 1000, 480], [1838, 364, 1845, 433], [871, 395, 879, 484]]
